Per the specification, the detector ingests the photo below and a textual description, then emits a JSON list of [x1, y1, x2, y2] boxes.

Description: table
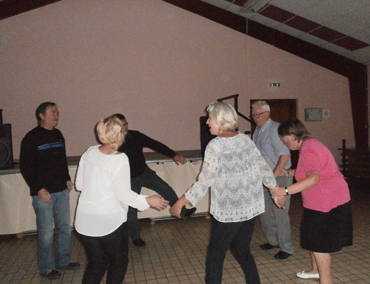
[[0, 151, 208, 235]]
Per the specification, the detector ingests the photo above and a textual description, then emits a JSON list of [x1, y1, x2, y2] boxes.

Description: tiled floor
[[0, 181, 369, 283]]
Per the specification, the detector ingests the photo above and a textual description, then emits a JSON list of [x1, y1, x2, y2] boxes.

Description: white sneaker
[[296, 271, 320, 279]]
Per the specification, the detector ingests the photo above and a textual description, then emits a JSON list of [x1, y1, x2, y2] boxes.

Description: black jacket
[[118, 130, 176, 178]]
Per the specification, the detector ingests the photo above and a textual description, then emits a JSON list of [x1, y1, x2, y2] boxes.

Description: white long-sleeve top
[[185, 133, 276, 223], [75, 145, 150, 237]]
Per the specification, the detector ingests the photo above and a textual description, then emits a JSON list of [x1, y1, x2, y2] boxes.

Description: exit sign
[[270, 83, 280, 87]]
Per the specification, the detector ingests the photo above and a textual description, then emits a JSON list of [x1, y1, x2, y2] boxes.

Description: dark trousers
[[79, 222, 129, 284], [127, 166, 179, 240], [205, 217, 261, 284]]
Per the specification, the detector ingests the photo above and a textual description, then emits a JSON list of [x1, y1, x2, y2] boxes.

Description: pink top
[[295, 138, 350, 212]]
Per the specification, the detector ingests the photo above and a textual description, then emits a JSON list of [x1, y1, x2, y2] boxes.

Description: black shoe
[[56, 262, 81, 270], [132, 237, 146, 246], [180, 207, 197, 220], [274, 251, 292, 259], [260, 243, 279, 250], [40, 269, 61, 280]]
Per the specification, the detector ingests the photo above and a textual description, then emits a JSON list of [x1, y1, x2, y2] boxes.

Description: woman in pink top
[[270, 119, 352, 284]]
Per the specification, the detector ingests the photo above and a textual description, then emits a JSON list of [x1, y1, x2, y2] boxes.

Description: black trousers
[[205, 217, 261, 284], [79, 222, 129, 284], [128, 166, 179, 240]]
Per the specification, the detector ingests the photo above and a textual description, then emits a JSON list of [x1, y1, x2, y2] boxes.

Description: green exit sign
[[270, 83, 280, 87]]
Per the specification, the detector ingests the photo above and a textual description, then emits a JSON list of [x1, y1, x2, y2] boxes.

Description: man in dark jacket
[[115, 114, 196, 246], [20, 102, 80, 280]]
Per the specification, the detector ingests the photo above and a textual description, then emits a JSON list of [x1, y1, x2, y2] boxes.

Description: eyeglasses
[[251, 111, 268, 118]]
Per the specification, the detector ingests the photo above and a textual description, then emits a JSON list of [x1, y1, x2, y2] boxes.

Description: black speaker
[[200, 116, 216, 158], [0, 124, 14, 170]]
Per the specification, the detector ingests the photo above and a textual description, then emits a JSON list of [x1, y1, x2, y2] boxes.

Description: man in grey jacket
[[251, 101, 294, 260]]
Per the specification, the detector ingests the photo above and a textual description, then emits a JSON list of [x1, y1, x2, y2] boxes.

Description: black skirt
[[300, 201, 353, 253]]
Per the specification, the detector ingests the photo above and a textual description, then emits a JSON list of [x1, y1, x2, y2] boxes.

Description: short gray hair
[[207, 101, 238, 131], [251, 101, 270, 112]]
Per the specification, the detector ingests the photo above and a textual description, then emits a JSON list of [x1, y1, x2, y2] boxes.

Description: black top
[[20, 126, 71, 196], [118, 130, 176, 178]]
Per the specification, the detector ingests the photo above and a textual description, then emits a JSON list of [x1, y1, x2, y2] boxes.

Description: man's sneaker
[[40, 269, 61, 280], [56, 262, 81, 270], [180, 207, 197, 220]]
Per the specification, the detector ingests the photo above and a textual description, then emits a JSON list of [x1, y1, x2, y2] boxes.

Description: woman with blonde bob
[[171, 101, 281, 284], [75, 115, 169, 284]]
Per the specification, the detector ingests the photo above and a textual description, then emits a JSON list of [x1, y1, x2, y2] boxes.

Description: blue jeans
[[32, 189, 71, 274], [205, 217, 260, 284], [127, 166, 178, 240], [79, 222, 129, 284]]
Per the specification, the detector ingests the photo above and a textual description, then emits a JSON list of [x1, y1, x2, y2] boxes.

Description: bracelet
[[285, 187, 289, 195]]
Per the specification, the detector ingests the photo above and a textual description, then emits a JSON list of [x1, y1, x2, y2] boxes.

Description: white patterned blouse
[[185, 133, 276, 223]]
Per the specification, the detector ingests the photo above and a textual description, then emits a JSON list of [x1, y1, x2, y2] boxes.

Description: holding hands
[[269, 185, 287, 209], [277, 168, 295, 177], [169, 196, 189, 218], [146, 195, 169, 211], [271, 195, 287, 209], [269, 185, 287, 197]]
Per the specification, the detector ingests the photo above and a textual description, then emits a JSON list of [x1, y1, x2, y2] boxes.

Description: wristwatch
[[285, 187, 289, 195]]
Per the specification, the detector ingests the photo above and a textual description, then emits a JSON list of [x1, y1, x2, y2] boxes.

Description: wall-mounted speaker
[[0, 124, 14, 170], [200, 116, 216, 158]]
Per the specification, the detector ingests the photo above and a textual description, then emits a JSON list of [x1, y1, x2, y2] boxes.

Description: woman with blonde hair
[[75, 115, 169, 284]]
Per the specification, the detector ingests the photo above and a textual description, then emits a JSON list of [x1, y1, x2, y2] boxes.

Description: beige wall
[[0, 0, 355, 163]]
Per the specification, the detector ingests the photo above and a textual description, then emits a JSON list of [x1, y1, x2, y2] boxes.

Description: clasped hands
[[270, 168, 295, 209], [146, 195, 169, 211], [146, 195, 189, 219], [275, 168, 295, 177], [269, 185, 288, 209]]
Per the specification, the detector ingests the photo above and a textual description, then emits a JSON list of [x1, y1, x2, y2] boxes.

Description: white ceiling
[[202, 0, 370, 65]]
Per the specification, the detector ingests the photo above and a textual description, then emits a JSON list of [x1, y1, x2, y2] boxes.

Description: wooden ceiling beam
[[0, 0, 60, 20]]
